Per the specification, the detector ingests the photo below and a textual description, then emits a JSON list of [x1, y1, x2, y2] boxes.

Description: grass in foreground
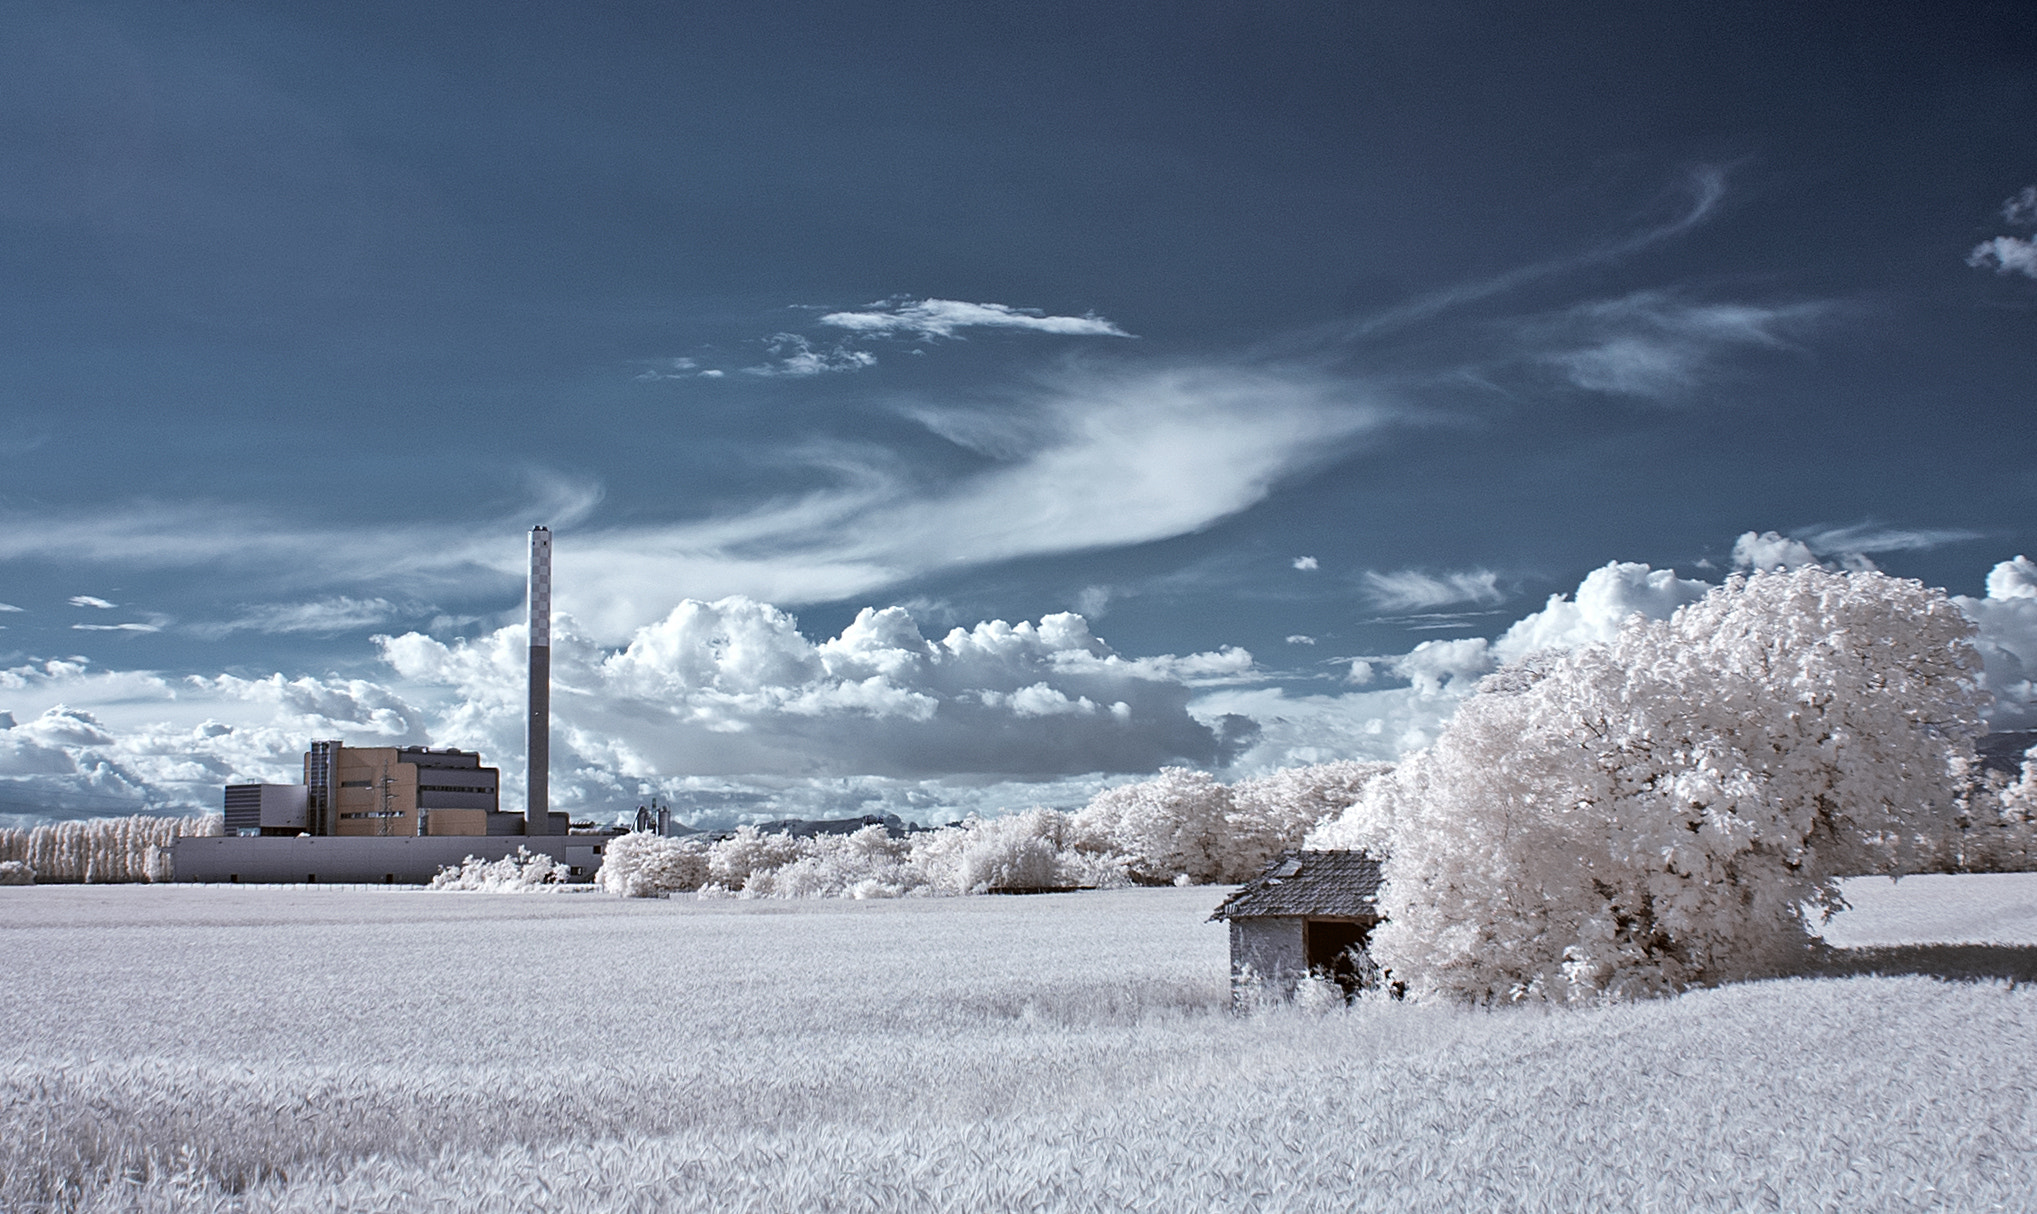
[[2, 878, 2034, 1211]]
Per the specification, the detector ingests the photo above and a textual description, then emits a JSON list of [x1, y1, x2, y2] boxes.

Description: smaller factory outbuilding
[[1210, 850, 1383, 1002]]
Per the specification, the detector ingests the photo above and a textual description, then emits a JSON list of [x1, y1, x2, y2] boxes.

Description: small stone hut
[[1209, 849, 1383, 1001]]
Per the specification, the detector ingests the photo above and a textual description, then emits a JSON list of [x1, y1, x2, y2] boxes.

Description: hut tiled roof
[[1208, 849, 1383, 921]]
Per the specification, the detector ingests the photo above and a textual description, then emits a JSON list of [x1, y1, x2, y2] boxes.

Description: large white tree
[[1331, 567, 1986, 1003]]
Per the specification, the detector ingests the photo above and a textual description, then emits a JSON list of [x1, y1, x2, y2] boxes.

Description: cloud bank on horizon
[[8, 537, 2037, 830]]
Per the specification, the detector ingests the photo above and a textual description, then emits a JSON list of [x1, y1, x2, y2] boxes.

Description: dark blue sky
[[4, 1, 2037, 819]]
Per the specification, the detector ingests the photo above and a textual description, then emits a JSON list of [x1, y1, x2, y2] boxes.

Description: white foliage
[[0, 859, 32, 885], [596, 812, 1131, 899], [0, 813, 222, 883], [1356, 567, 1986, 1003], [706, 824, 810, 891], [1073, 767, 1239, 883], [594, 831, 712, 897], [594, 762, 1383, 900], [1953, 749, 2037, 873], [909, 808, 1126, 894], [1230, 759, 1394, 872], [740, 825, 917, 898], [428, 847, 568, 892]]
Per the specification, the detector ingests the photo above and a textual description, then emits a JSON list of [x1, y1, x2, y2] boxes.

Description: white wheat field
[[3, 877, 2036, 1212]]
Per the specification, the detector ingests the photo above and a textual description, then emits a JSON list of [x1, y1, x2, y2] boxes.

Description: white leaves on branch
[[1320, 566, 1989, 1004]]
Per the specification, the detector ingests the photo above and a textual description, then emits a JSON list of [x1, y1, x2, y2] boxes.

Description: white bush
[[707, 825, 808, 891], [0, 860, 33, 885], [430, 847, 566, 892], [911, 808, 1127, 895], [596, 832, 712, 897], [743, 825, 917, 898], [1352, 567, 1986, 1003]]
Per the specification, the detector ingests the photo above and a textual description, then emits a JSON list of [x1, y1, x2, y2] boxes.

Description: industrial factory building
[[223, 741, 559, 838], [176, 525, 608, 884]]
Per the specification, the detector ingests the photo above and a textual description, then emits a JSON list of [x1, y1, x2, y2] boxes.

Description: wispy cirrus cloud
[[193, 596, 407, 639], [0, 475, 603, 610], [1795, 521, 1985, 555], [819, 298, 1131, 341], [0, 361, 1399, 642], [1345, 166, 1728, 339], [1360, 569, 1505, 612], [69, 595, 116, 609], [1535, 290, 1830, 401], [559, 360, 1397, 637]]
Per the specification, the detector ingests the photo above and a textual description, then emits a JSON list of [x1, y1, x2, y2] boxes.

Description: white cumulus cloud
[[0, 602, 1259, 826], [1732, 530, 1822, 572], [1955, 556, 2037, 729], [379, 599, 1254, 784], [1969, 187, 2037, 278], [69, 595, 116, 609]]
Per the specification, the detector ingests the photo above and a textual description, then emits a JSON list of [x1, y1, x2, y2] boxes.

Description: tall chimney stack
[[526, 526, 551, 837]]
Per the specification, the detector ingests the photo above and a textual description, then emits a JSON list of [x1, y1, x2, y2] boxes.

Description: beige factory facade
[[315, 743, 503, 836]]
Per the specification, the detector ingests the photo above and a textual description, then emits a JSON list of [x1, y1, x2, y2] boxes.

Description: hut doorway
[[1304, 918, 1373, 996]]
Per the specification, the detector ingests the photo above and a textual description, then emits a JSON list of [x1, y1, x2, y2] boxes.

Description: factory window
[[341, 780, 372, 788], [341, 811, 404, 819]]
